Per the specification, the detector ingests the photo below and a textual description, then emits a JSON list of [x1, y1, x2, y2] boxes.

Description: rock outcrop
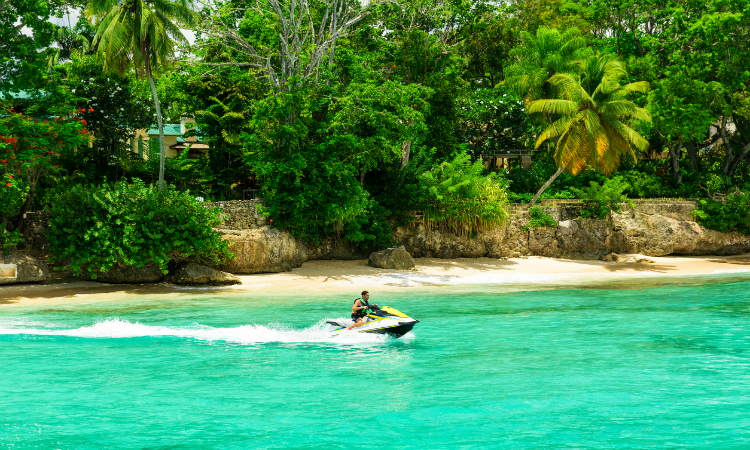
[[368, 246, 416, 270], [393, 203, 750, 260], [216, 227, 364, 274], [81, 263, 165, 283], [0, 252, 50, 285], [168, 262, 240, 286], [10, 200, 750, 278], [608, 209, 750, 256]]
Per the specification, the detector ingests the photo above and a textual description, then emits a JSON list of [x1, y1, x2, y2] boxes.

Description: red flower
[[59, 141, 63, 146], [8, 175, 11, 179], [6, 137, 17, 144], [6, 183, 11, 187], [81, 119, 88, 125], [1, 159, 5, 164], [89, 108, 94, 112]]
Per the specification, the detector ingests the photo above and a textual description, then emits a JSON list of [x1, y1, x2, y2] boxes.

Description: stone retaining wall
[[11, 198, 749, 275], [203, 199, 267, 230]]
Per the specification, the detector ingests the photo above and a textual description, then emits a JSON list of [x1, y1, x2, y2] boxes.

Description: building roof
[[0, 89, 49, 100], [147, 124, 183, 136]]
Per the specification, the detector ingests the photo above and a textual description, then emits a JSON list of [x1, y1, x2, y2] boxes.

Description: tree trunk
[[147, 65, 166, 191], [667, 139, 683, 185], [684, 140, 699, 171], [529, 166, 565, 208], [727, 142, 750, 177], [718, 116, 733, 176], [400, 140, 412, 170], [359, 170, 365, 187], [15, 170, 41, 232]]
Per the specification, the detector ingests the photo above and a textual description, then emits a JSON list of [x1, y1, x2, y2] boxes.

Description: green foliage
[[504, 26, 591, 102], [244, 73, 430, 247], [525, 206, 557, 229], [0, 111, 87, 224], [693, 192, 750, 235], [416, 153, 509, 236], [47, 179, 232, 278], [0, 0, 58, 92], [530, 53, 652, 175], [570, 176, 633, 220], [1, 230, 24, 254], [457, 87, 532, 158], [0, 170, 27, 220]]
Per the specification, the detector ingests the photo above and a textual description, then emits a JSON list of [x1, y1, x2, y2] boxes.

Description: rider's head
[[361, 290, 369, 300]]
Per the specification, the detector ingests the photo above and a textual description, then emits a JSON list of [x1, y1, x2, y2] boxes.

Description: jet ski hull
[[326, 306, 418, 338]]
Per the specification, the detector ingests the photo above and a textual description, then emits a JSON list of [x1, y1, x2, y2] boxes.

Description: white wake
[[0, 318, 402, 345]]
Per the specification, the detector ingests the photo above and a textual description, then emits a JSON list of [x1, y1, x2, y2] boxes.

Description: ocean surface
[[2, 275, 750, 449]]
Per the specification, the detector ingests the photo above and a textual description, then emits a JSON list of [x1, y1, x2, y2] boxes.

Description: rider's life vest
[[353, 297, 369, 316]]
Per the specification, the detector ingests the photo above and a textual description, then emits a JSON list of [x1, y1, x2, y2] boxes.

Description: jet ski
[[326, 305, 418, 338]]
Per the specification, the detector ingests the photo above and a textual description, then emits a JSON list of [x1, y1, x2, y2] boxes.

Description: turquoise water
[[2, 277, 750, 449]]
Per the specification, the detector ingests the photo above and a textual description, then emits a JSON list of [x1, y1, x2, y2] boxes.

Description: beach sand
[[2, 254, 750, 306]]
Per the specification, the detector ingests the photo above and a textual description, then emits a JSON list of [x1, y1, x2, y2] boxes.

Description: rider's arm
[[352, 300, 366, 313]]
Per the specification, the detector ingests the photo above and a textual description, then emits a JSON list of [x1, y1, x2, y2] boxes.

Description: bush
[[47, 179, 233, 278], [529, 206, 557, 227], [526, 206, 557, 228], [416, 153, 509, 236], [693, 191, 750, 234], [570, 176, 633, 220]]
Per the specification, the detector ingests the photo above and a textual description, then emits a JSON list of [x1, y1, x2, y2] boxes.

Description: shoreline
[[2, 254, 750, 306]]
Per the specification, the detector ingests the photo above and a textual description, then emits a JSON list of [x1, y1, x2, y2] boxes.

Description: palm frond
[[528, 99, 578, 116]]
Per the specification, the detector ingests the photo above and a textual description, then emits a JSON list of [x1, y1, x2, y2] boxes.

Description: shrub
[[47, 179, 233, 278], [0, 172, 28, 252], [570, 176, 633, 220], [416, 153, 509, 236], [693, 191, 750, 234], [526, 206, 557, 229]]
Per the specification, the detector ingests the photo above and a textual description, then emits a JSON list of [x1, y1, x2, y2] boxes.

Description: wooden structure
[[486, 148, 536, 170]]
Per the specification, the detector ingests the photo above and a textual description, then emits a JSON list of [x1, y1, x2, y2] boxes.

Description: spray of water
[[0, 318, 409, 345]]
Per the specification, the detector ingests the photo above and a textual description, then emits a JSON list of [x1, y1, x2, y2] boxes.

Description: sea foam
[[0, 318, 398, 345]]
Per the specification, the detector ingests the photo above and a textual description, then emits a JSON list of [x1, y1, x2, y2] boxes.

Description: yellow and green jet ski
[[326, 305, 418, 338]]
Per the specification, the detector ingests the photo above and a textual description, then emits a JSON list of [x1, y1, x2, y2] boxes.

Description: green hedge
[[48, 179, 233, 278]]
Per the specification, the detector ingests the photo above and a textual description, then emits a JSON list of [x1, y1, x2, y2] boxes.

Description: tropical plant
[[569, 176, 633, 220], [528, 53, 652, 206], [456, 86, 532, 159], [0, 111, 87, 231], [88, 0, 193, 190], [416, 153, 509, 237], [504, 26, 591, 102], [693, 191, 750, 235], [46, 21, 94, 71], [47, 178, 233, 278], [523, 205, 557, 230]]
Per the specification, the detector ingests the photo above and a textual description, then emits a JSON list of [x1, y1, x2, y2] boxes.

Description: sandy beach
[[2, 253, 750, 306]]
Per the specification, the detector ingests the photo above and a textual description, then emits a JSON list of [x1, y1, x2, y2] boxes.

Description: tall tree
[[0, 0, 58, 92], [528, 54, 651, 206], [504, 26, 590, 101], [88, 0, 193, 190]]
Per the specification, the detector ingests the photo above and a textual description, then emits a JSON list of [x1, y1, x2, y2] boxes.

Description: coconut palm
[[88, 0, 193, 190], [504, 26, 591, 102], [527, 54, 652, 207]]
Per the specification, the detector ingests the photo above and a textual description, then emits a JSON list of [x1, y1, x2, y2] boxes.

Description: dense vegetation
[[47, 179, 232, 277], [2, 0, 750, 252]]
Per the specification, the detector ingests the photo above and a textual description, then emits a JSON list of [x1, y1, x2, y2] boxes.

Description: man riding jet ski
[[327, 291, 418, 337]]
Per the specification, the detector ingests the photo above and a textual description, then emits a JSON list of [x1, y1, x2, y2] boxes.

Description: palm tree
[[88, 0, 193, 190], [504, 26, 591, 102], [527, 54, 652, 207]]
